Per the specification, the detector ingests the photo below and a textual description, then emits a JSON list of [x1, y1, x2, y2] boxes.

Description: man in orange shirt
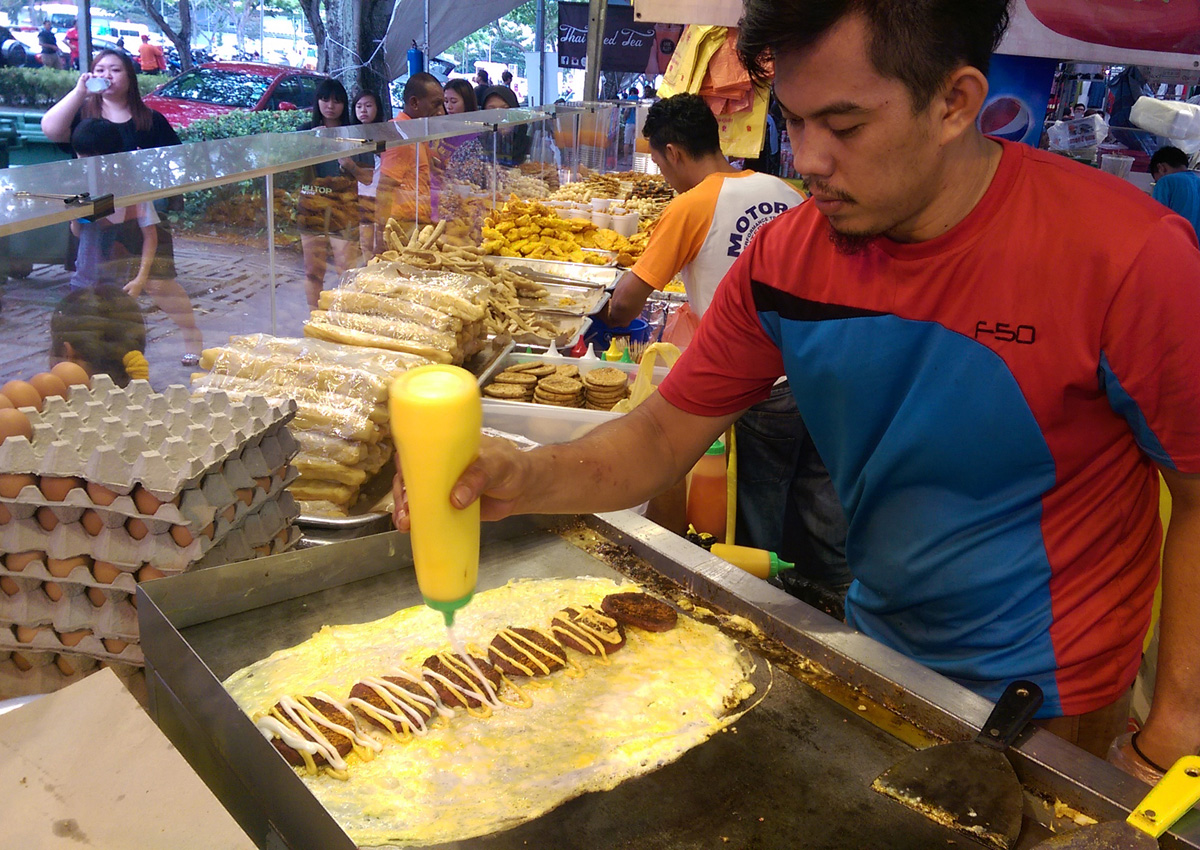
[[380, 73, 444, 228], [138, 35, 166, 74]]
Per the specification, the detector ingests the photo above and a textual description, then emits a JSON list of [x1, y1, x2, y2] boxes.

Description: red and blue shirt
[[660, 140, 1200, 717]]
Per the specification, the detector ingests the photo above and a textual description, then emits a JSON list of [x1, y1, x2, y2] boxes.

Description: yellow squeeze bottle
[[389, 365, 482, 626], [711, 543, 796, 580]]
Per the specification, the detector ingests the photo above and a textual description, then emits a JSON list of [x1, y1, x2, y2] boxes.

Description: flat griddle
[[137, 513, 1200, 850]]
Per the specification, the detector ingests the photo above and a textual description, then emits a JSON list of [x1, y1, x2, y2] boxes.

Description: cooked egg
[[132, 485, 162, 515], [86, 481, 120, 506], [36, 506, 59, 531], [1, 380, 41, 411], [46, 555, 89, 578], [0, 408, 32, 444], [91, 561, 122, 583], [0, 472, 35, 498], [50, 361, 91, 388], [5, 551, 43, 572], [126, 517, 150, 540], [29, 372, 68, 401], [86, 586, 106, 607], [39, 475, 82, 502], [80, 509, 105, 536], [43, 581, 64, 601]]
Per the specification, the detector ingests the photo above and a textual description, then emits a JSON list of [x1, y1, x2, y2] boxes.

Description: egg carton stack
[[0, 374, 301, 697]]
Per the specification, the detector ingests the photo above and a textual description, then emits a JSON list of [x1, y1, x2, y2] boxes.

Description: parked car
[[143, 62, 323, 128]]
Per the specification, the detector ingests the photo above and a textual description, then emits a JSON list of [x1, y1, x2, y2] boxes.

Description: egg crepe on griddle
[[223, 576, 755, 846]]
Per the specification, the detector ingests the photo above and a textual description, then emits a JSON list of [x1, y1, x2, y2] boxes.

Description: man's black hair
[[71, 118, 125, 157], [1150, 145, 1190, 174], [641, 93, 722, 159], [738, 0, 1013, 109], [403, 72, 441, 105]]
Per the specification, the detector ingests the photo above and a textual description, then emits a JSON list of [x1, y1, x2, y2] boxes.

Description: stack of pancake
[[484, 362, 595, 408], [583, 367, 630, 410]]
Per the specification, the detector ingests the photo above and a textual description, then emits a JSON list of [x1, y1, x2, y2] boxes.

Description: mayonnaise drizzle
[[551, 606, 623, 666], [490, 627, 567, 676]]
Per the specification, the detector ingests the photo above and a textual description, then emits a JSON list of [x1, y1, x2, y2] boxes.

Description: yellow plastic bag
[[716, 82, 771, 159], [611, 342, 681, 413], [660, 25, 728, 98]]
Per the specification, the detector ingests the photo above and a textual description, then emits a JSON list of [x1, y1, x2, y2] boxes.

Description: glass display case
[[0, 103, 645, 391]]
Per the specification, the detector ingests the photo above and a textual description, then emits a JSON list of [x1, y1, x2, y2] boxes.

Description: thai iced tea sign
[[558, 3, 660, 72]]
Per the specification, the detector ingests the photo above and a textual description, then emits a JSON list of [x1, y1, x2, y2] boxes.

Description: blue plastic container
[[585, 317, 652, 352]]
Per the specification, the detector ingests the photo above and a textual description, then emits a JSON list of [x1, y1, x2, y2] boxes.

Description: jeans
[[734, 381, 852, 596]]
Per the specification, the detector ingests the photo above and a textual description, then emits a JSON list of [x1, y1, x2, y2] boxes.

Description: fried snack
[[290, 478, 359, 507], [550, 605, 627, 658], [422, 652, 502, 709], [293, 457, 369, 487], [487, 627, 568, 677], [601, 592, 679, 632], [346, 672, 442, 738], [483, 383, 529, 400], [481, 196, 630, 265]]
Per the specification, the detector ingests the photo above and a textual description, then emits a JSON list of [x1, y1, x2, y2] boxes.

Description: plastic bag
[[612, 341, 681, 414], [1048, 114, 1110, 151]]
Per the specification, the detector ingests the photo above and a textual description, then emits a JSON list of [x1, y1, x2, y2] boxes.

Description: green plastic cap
[[767, 552, 796, 578], [705, 438, 725, 456], [423, 590, 474, 627]]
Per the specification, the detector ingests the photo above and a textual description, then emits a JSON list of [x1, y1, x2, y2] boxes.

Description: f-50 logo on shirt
[[728, 201, 792, 257], [975, 321, 1036, 344]]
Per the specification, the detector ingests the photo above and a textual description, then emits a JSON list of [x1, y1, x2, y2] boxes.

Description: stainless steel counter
[[138, 513, 1200, 850]]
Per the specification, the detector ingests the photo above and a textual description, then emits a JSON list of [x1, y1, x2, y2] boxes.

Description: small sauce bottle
[[711, 543, 796, 580], [389, 365, 481, 626], [686, 438, 727, 541]]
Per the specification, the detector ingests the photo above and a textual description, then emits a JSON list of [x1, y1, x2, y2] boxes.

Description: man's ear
[[937, 65, 990, 146]]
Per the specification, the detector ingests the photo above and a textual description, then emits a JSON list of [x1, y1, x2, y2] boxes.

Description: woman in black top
[[479, 85, 531, 167], [298, 78, 359, 309], [339, 90, 387, 261], [42, 49, 203, 367]]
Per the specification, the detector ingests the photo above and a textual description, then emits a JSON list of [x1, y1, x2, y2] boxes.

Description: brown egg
[[221, 504, 237, 523], [0, 408, 32, 444], [201, 522, 214, 540], [55, 655, 80, 676], [169, 524, 194, 547], [86, 481, 120, 506], [50, 361, 91, 388], [0, 472, 35, 498], [86, 586, 106, 607], [236, 487, 255, 507], [59, 629, 90, 647], [129, 593, 137, 609], [137, 564, 165, 582], [254, 544, 271, 557], [5, 551, 43, 572], [0, 503, 9, 525], [43, 581, 64, 601], [46, 555, 89, 578], [103, 638, 128, 654], [131, 485, 163, 515], [1, 380, 41, 411], [0, 394, 11, 410], [14, 625, 41, 643], [126, 517, 149, 540], [12, 652, 32, 671], [29, 372, 68, 401], [254, 476, 271, 491], [91, 561, 122, 584], [276, 528, 290, 544], [36, 506, 59, 531], [0, 576, 19, 596], [80, 509, 105, 536], [40, 475, 82, 502]]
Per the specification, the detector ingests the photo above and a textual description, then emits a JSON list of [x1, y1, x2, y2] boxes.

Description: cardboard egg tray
[[0, 580, 137, 640], [1, 624, 142, 664], [0, 652, 136, 697], [0, 468, 300, 570], [0, 374, 296, 498]]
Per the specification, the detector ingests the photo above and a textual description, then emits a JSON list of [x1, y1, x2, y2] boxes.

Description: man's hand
[[124, 275, 147, 297], [393, 436, 530, 532]]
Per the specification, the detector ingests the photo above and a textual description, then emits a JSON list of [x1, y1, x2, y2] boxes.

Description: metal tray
[[512, 314, 592, 351], [518, 282, 610, 316], [490, 256, 624, 289], [138, 514, 1200, 850]]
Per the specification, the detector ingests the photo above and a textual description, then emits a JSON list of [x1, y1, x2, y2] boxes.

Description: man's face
[[774, 13, 954, 248], [407, 83, 444, 119], [649, 144, 687, 194]]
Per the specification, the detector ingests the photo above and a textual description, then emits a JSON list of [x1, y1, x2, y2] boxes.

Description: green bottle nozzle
[[767, 552, 795, 578], [423, 591, 474, 627]]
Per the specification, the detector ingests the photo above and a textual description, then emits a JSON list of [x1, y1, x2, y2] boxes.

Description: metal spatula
[[1032, 755, 1200, 849], [872, 680, 1043, 850]]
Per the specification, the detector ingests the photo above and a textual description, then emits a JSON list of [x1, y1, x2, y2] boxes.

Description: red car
[[143, 62, 323, 128]]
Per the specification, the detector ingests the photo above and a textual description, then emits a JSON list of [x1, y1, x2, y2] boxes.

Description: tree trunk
[[359, 0, 392, 113], [138, 0, 194, 72], [297, 0, 326, 71], [322, 0, 358, 90]]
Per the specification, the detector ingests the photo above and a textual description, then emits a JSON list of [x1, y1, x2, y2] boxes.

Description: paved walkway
[[0, 235, 319, 391]]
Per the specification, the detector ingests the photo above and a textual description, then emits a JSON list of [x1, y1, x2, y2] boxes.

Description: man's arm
[[603, 270, 656, 327], [394, 391, 740, 529], [1128, 468, 1200, 768]]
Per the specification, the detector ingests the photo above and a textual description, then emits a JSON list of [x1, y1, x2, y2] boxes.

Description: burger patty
[[270, 696, 355, 766], [601, 592, 678, 632], [487, 626, 568, 676], [551, 606, 627, 656], [422, 653, 502, 708]]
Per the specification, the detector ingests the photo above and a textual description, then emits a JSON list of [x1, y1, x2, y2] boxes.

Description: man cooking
[[602, 92, 848, 593], [395, 0, 1200, 776]]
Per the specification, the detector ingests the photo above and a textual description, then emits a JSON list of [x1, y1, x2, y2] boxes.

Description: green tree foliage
[[0, 67, 161, 107], [176, 107, 310, 141]]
